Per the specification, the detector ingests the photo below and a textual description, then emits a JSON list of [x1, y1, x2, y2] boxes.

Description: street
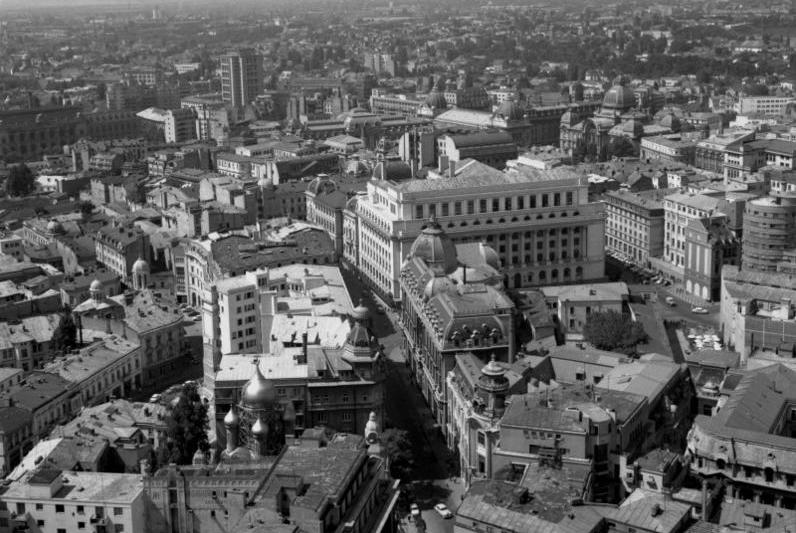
[[342, 269, 460, 533]]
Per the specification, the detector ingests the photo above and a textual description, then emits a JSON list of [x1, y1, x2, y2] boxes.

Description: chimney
[[448, 160, 456, 178], [299, 332, 308, 364], [438, 154, 449, 173]]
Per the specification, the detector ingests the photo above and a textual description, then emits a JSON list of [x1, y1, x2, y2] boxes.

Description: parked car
[[410, 503, 420, 518], [665, 296, 676, 306], [149, 394, 161, 403], [434, 503, 453, 519], [691, 307, 709, 314]]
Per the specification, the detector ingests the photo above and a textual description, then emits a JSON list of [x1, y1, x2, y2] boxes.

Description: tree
[[51, 308, 78, 354], [6, 163, 35, 197], [381, 428, 414, 480], [605, 137, 637, 159], [582, 310, 648, 355], [79, 201, 94, 217], [161, 383, 210, 465]]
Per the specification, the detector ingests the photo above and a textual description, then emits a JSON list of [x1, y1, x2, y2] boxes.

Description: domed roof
[[224, 406, 239, 427], [89, 279, 103, 292], [495, 99, 524, 121], [346, 320, 374, 349], [425, 91, 447, 109], [602, 84, 636, 111], [307, 176, 336, 195], [251, 415, 267, 436], [481, 355, 506, 378], [241, 363, 275, 409], [479, 243, 500, 270], [423, 276, 455, 300], [409, 217, 458, 276], [132, 257, 149, 274], [345, 195, 360, 211]]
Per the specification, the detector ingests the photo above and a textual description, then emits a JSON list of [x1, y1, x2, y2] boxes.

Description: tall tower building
[[220, 48, 263, 108]]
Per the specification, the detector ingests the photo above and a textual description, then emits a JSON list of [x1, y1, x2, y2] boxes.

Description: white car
[[434, 503, 453, 519], [691, 307, 709, 314], [410, 503, 420, 517]]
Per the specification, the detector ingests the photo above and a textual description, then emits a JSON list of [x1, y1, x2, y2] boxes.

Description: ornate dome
[[89, 279, 103, 292], [481, 354, 506, 378], [307, 176, 336, 195], [132, 257, 149, 274], [479, 242, 500, 270], [251, 415, 267, 437], [423, 276, 455, 300], [409, 217, 459, 276], [224, 406, 239, 427], [495, 99, 524, 121], [602, 84, 636, 111], [241, 363, 276, 409]]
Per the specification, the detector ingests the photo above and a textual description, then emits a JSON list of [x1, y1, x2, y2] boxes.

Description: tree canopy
[[6, 163, 35, 197], [159, 383, 210, 465], [51, 309, 78, 354], [381, 428, 414, 480], [582, 310, 648, 355]]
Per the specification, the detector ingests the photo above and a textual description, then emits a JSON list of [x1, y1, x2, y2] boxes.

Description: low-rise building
[[437, 132, 518, 169], [640, 135, 697, 165], [686, 364, 796, 510], [541, 282, 629, 335], [2, 469, 147, 533]]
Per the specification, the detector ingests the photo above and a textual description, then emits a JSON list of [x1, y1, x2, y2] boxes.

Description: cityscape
[[0, 0, 794, 532]]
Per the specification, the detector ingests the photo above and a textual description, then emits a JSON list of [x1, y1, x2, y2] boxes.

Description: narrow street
[[342, 269, 460, 533]]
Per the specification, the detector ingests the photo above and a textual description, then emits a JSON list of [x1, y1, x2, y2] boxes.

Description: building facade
[[220, 49, 263, 108], [352, 160, 606, 300], [604, 189, 668, 267]]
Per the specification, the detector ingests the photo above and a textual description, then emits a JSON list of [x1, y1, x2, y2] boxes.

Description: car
[[665, 296, 676, 306], [691, 307, 709, 314], [149, 394, 161, 403], [434, 503, 453, 519], [410, 503, 421, 517]]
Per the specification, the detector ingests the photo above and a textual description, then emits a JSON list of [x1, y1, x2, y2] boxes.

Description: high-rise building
[[220, 49, 263, 108]]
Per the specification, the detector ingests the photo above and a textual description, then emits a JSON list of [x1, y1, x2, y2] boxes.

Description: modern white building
[[735, 96, 795, 116], [2, 469, 146, 533], [350, 159, 606, 300]]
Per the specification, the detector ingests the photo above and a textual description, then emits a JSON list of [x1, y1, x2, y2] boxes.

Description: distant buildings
[[220, 48, 263, 108]]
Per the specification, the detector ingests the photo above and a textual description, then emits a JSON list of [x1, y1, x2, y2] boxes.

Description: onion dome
[[89, 279, 103, 292], [602, 84, 636, 111], [241, 362, 275, 409], [409, 217, 459, 276], [251, 415, 267, 437], [132, 257, 149, 274], [495, 99, 524, 121], [224, 406, 239, 427]]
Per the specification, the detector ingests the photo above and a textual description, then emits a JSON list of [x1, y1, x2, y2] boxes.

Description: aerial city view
[[0, 0, 795, 531]]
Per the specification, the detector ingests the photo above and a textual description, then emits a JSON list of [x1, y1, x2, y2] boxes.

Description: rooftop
[[43, 336, 139, 384], [4, 470, 143, 504]]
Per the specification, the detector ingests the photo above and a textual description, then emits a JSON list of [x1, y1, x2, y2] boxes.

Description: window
[[57, 529, 67, 533], [113, 507, 123, 516], [441, 203, 449, 217], [554, 193, 561, 206], [480, 199, 487, 213], [77, 506, 84, 514], [467, 200, 474, 214], [566, 191, 574, 205], [428, 204, 436, 217], [35, 503, 43, 510], [78, 523, 85, 530], [415, 205, 423, 219], [37, 521, 44, 527], [55, 504, 64, 513], [542, 194, 549, 207], [517, 196, 524, 209]]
